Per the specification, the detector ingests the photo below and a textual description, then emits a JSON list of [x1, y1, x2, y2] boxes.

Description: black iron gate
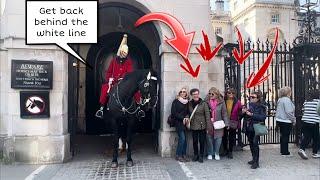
[[292, 44, 320, 143], [224, 39, 319, 145]]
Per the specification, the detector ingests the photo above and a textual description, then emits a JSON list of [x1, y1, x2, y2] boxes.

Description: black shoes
[[192, 155, 203, 163], [248, 160, 259, 169], [192, 155, 199, 162], [251, 162, 259, 169], [198, 156, 203, 163], [227, 152, 233, 159]]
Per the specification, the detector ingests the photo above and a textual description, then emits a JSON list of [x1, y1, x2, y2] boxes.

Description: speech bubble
[[26, 0, 97, 68]]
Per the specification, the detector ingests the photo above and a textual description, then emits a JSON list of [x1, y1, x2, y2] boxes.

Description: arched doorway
[[68, 2, 161, 155], [85, 32, 154, 134]]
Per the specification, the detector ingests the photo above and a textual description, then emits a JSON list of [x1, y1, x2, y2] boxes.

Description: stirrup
[[95, 109, 104, 118], [137, 109, 145, 118]]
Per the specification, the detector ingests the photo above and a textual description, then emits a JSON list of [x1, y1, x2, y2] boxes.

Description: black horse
[[103, 69, 158, 168]]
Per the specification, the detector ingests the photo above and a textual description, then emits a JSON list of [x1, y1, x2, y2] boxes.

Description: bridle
[[113, 71, 158, 115]]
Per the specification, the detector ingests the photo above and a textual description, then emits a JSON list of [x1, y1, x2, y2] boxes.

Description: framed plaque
[[11, 60, 53, 89]]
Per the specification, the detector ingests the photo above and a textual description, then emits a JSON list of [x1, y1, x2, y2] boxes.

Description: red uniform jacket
[[99, 56, 141, 105]]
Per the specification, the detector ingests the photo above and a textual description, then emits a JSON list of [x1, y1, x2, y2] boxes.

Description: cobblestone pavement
[[1, 135, 319, 180], [30, 144, 319, 180], [50, 159, 170, 180], [182, 144, 320, 180]]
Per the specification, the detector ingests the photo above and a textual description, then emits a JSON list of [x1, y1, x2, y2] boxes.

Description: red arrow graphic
[[180, 57, 200, 78], [135, 12, 198, 77], [232, 27, 253, 64], [196, 31, 223, 61], [135, 12, 195, 59], [246, 28, 279, 88]]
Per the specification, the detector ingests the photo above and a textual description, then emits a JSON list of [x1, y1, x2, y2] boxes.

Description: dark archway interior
[[84, 3, 161, 135]]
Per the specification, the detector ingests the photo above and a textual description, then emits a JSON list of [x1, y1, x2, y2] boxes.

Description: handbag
[[167, 114, 176, 127], [213, 120, 225, 130], [186, 104, 199, 129], [253, 123, 268, 136], [229, 120, 238, 129]]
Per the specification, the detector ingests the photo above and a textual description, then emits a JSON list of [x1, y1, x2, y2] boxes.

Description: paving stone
[[50, 159, 171, 180], [183, 145, 320, 180]]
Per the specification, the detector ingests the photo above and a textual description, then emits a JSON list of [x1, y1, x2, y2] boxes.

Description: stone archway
[[68, 1, 162, 154]]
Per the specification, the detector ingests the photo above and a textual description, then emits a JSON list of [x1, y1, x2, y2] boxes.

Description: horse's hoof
[[111, 161, 118, 168], [126, 160, 133, 167]]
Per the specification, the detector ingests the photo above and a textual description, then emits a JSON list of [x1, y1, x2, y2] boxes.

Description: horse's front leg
[[110, 118, 119, 168], [126, 117, 135, 167]]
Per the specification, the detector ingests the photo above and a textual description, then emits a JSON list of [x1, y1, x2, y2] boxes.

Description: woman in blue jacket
[[241, 91, 266, 169]]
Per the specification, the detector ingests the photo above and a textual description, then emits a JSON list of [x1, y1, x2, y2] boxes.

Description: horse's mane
[[121, 69, 150, 82]]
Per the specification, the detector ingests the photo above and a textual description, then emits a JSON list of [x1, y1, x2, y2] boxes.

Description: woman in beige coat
[[206, 87, 229, 160]]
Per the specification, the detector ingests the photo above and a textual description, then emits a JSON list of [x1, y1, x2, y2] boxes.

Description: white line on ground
[[178, 162, 198, 180], [25, 165, 47, 180]]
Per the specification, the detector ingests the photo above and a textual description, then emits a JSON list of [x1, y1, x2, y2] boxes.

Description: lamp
[[221, 43, 238, 59]]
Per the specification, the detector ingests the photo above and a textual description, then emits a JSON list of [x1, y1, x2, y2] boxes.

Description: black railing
[[224, 39, 297, 145]]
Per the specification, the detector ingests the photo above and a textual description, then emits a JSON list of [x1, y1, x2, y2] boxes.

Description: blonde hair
[[279, 87, 291, 98], [176, 86, 189, 99], [208, 87, 223, 101]]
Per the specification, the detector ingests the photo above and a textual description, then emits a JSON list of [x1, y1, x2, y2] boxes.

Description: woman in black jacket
[[241, 91, 266, 169], [171, 87, 190, 162]]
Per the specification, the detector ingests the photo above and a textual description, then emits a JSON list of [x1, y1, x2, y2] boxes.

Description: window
[[244, 18, 249, 26], [234, 2, 237, 10], [271, 14, 280, 24], [215, 27, 222, 35]]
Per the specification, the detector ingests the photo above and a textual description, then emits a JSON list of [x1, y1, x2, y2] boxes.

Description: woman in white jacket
[[275, 87, 296, 156]]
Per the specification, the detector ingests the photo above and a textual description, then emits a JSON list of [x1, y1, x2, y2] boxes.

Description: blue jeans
[[207, 134, 222, 155], [176, 130, 187, 156]]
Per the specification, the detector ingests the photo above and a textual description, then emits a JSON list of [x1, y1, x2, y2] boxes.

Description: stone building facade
[[0, 0, 225, 163], [212, 0, 299, 43]]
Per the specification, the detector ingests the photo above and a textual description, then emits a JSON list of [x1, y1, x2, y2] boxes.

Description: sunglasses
[[227, 92, 234, 94], [180, 91, 187, 93], [209, 93, 215, 96]]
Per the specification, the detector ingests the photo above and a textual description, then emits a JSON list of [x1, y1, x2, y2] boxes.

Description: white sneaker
[[215, 154, 220, 160], [207, 155, 213, 160], [298, 149, 308, 159], [312, 153, 320, 158]]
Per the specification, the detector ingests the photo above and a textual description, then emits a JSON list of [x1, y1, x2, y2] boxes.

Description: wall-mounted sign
[[11, 60, 53, 89], [20, 91, 50, 119]]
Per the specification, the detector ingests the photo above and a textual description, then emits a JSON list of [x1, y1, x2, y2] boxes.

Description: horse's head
[[138, 70, 158, 110]]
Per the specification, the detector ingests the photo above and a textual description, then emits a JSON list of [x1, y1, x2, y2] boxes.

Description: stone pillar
[[0, 38, 71, 163]]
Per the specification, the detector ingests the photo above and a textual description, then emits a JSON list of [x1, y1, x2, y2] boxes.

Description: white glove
[[95, 106, 104, 118]]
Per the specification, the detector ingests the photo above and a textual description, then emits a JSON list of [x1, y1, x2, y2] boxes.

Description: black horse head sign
[[20, 91, 50, 119]]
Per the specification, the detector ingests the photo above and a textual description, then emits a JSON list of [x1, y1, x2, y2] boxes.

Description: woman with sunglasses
[[241, 91, 266, 169], [222, 88, 242, 159], [171, 87, 190, 162], [206, 87, 229, 161]]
